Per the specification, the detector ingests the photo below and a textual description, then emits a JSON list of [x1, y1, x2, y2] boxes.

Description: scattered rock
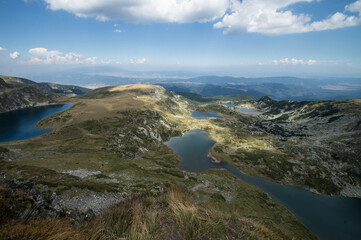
[[62, 168, 101, 179]]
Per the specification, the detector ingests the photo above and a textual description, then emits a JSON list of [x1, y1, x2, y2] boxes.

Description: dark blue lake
[[0, 104, 72, 142], [191, 111, 226, 119], [222, 103, 236, 107], [236, 108, 262, 116], [165, 129, 361, 240]]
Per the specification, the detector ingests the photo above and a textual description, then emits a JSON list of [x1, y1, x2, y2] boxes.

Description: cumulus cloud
[[43, 0, 229, 23], [10, 51, 20, 59], [115, 29, 122, 33], [309, 12, 360, 32], [129, 57, 146, 64], [214, 0, 361, 35], [29, 47, 61, 57], [271, 58, 317, 66], [0, 46, 7, 51], [346, 0, 361, 14], [28, 47, 97, 64], [41, 0, 361, 35]]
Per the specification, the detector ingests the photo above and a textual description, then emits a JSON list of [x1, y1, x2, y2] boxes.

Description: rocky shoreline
[[207, 152, 221, 163]]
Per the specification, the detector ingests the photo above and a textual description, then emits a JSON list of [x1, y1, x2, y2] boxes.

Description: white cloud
[[29, 47, 61, 57], [129, 57, 146, 64], [271, 58, 317, 66], [309, 12, 360, 32], [10, 51, 20, 59], [0, 46, 7, 51], [307, 59, 317, 65], [42, 0, 361, 35], [43, 0, 229, 23], [214, 0, 361, 35], [28, 47, 97, 64], [346, 0, 361, 14], [115, 29, 122, 33], [100, 60, 111, 64]]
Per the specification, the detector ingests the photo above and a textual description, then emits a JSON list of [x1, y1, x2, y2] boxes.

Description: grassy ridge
[[0, 85, 317, 239]]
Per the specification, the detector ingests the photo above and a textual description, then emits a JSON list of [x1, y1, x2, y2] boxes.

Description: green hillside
[[0, 84, 316, 239]]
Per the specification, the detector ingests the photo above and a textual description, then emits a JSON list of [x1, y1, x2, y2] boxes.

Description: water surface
[[236, 108, 263, 116], [165, 129, 361, 240], [0, 104, 72, 142], [165, 129, 218, 172], [222, 103, 236, 107], [191, 111, 225, 119]]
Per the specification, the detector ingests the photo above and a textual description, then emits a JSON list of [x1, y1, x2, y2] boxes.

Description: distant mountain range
[[2, 74, 360, 111], [157, 76, 361, 101], [28, 70, 360, 101]]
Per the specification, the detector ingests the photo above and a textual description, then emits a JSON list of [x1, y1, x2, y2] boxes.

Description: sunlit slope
[[0, 84, 316, 239], [190, 96, 361, 197]]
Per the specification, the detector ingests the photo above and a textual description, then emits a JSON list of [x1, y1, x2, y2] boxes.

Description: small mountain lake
[[191, 111, 226, 119], [165, 129, 361, 240], [222, 103, 236, 107], [236, 108, 263, 116], [0, 104, 72, 142]]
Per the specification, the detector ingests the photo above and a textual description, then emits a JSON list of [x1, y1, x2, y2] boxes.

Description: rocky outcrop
[[251, 97, 361, 197], [106, 110, 181, 157], [0, 78, 9, 88], [0, 75, 90, 113], [0, 76, 55, 113], [0, 86, 56, 113], [0, 171, 57, 222], [0, 169, 123, 223]]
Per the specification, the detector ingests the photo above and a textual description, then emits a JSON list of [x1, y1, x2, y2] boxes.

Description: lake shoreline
[[0, 104, 72, 143], [165, 129, 361, 240]]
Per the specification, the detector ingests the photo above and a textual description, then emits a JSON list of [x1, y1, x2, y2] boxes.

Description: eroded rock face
[[0, 76, 56, 113], [51, 190, 124, 215], [106, 110, 181, 157], [0, 170, 125, 223], [351, 168, 361, 177], [0, 86, 54, 113], [0, 172, 56, 221], [0, 76, 89, 113]]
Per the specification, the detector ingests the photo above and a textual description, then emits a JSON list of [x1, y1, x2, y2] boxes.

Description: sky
[[1, 0, 361, 80]]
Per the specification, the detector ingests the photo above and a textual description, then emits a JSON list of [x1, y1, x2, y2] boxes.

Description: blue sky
[[1, 0, 361, 79]]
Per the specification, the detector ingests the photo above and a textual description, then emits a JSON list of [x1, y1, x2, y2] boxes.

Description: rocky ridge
[[252, 97, 361, 197], [0, 75, 89, 113]]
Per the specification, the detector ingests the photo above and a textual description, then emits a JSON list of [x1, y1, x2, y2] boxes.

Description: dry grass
[[0, 85, 318, 239], [109, 84, 161, 92], [0, 219, 84, 240], [0, 182, 316, 240]]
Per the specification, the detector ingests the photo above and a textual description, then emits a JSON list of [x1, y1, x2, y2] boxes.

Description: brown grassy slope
[[0, 184, 316, 240], [0, 85, 317, 239]]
